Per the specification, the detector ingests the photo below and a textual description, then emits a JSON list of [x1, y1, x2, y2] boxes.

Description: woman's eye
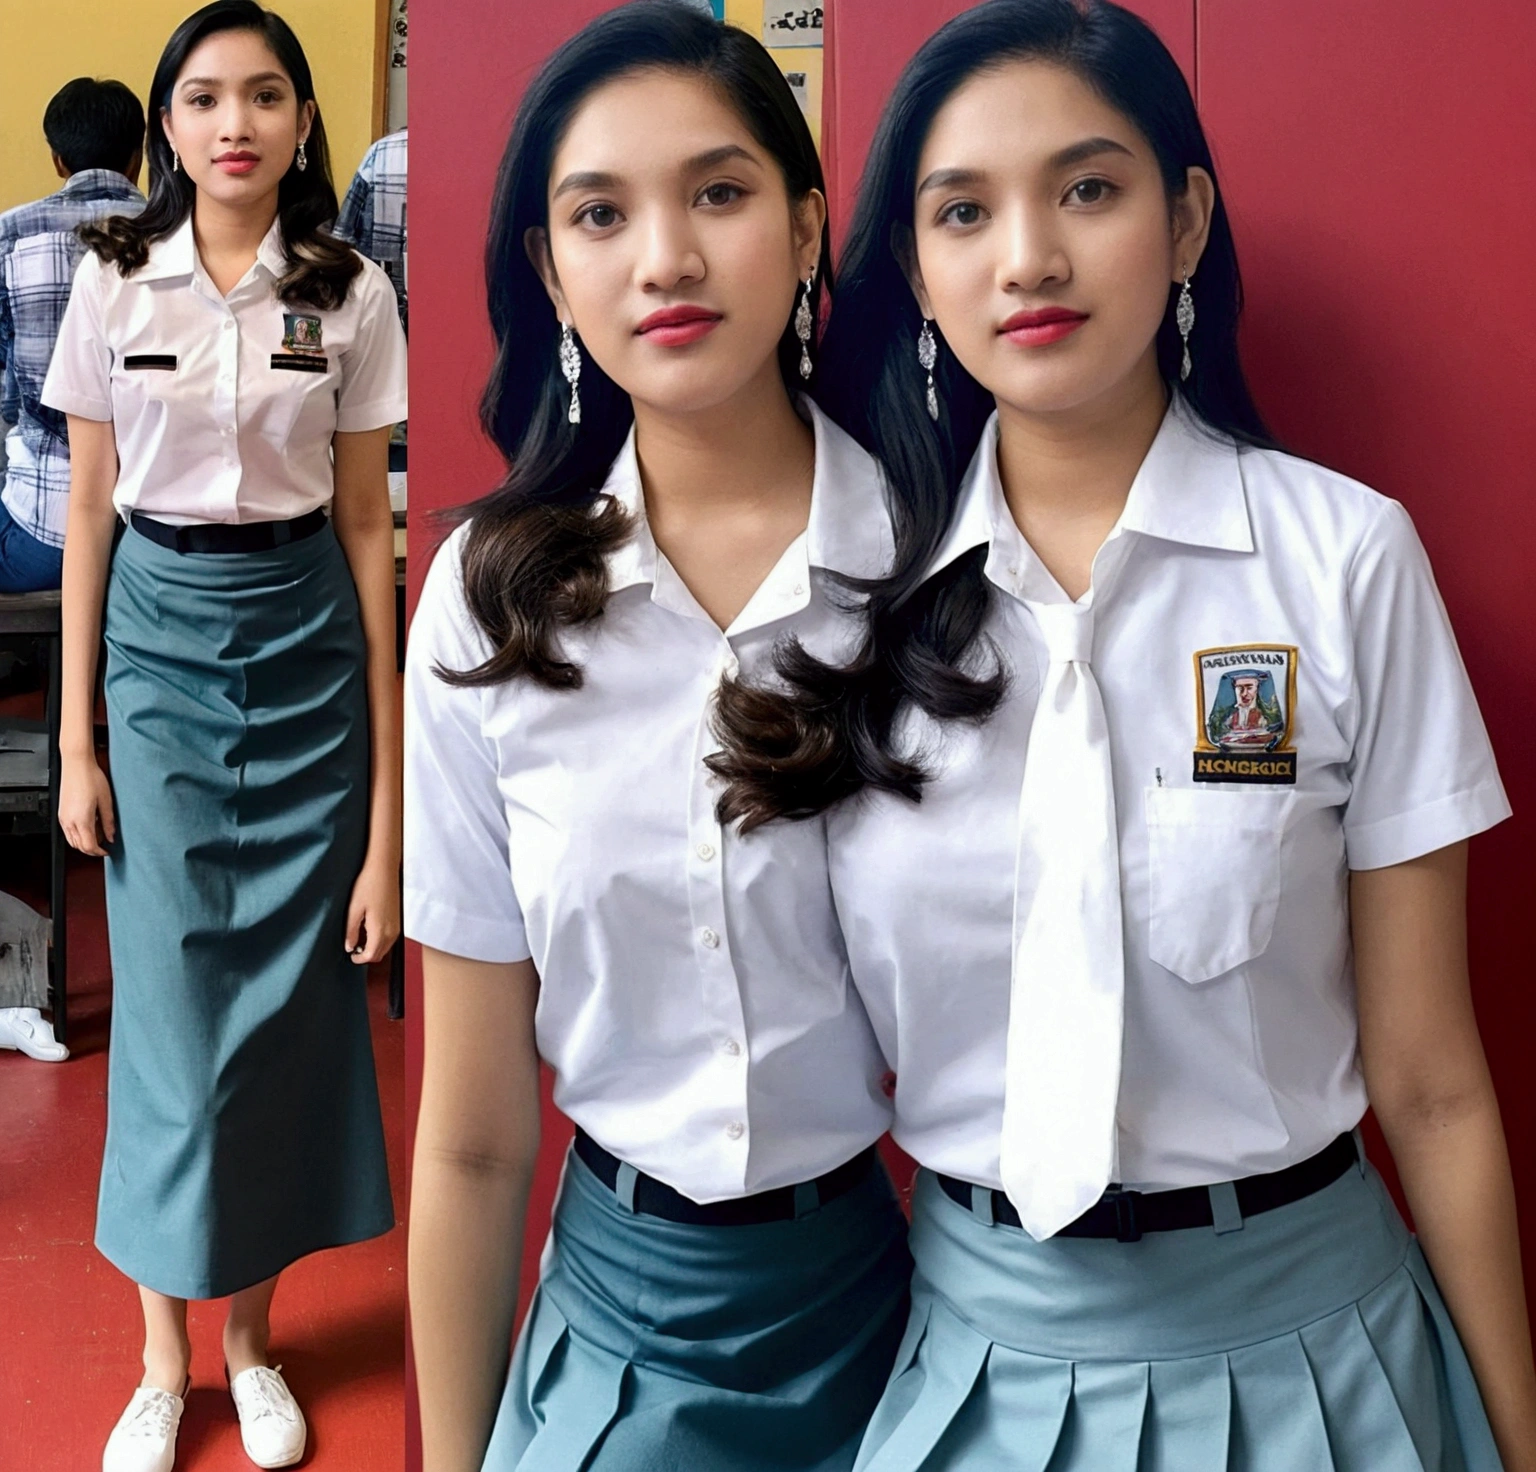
[[1068, 177, 1117, 205], [939, 201, 984, 227], [254, 90, 280, 105], [698, 182, 743, 208], [189, 93, 214, 108], [577, 203, 620, 229]]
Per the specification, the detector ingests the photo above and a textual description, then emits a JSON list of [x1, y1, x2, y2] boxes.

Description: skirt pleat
[[485, 1146, 912, 1471], [855, 1163, 1502, 1472]]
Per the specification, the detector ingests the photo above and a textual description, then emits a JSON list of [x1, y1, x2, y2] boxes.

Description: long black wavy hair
[[80, 0, 359, 309], [713, 0, 1278, 827], [444, 1, 832, 723]]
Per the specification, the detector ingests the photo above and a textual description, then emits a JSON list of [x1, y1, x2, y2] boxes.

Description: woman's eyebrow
[[179, 71, 289, 89], [553, 144, 761, 201], [917, 136, 1135, 197]]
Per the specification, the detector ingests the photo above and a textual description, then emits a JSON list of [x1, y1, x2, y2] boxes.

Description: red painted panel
[[826, 0, 1195, 225], [1198, 0, 1536, 1298]]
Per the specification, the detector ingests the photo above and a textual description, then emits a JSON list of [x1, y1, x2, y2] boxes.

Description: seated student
[[0, 77, 145, 595]]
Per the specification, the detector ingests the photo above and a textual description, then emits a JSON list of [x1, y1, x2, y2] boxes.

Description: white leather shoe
[[230, 1365, 307, 1468], [0, 1006, 67, 1061], [102, 1384, 185, 1472]]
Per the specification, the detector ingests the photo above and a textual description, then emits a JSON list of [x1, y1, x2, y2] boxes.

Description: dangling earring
[[917, 318, 939, 421], [1176, 271, 1195, 382], [171, 149, 180, 174], [794, 271, 815, 380], [559, 322, 582, 426], [295, 140, 308, 173]]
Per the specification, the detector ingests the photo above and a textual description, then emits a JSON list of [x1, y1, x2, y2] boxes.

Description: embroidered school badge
[[281, 313, 324, 355], [1191, 645, 1298, 784]]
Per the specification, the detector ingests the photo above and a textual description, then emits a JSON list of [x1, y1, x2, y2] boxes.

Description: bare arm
[[330, 426, 400, 964], [1354, 842, 1536, 1470], [410, 947, 541, 1472], [57, 415, 121, 856]]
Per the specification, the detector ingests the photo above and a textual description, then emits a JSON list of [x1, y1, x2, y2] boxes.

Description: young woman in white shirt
[[405, 5, 909, 1471], [45, 4, 406, 1469], [723, 1, 1536, 1467]]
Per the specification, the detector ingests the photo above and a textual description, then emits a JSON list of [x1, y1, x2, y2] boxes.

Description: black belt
[[573, 1128, 878, 1226], [938, 1133, 1359, 1242], [129, 508, 327, 554]]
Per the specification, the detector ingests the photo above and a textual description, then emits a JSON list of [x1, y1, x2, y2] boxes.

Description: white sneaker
[[102, 1384, 185, 1472], [229, 1365, 307, 1468], [0, 1006, 67, 1061]]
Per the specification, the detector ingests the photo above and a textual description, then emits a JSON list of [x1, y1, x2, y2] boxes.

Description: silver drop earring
[[171, 149, 180, 173], [794, 271, 815, 380], [559, 322, 582, 425], [296, 140, 308, 172], [918, 318, 939, 421], [1176, 271, 1195, 381]]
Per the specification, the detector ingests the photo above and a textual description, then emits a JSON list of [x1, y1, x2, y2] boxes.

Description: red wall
[[408, 2, 1536, 1463]]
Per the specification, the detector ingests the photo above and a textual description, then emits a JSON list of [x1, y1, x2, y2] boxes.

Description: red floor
[[0, 844, 406, 1470]]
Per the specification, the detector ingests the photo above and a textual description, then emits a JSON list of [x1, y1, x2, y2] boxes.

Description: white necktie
[[1000, 600, 1125, 1240]]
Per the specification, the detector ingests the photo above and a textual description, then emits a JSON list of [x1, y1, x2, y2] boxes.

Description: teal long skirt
[[97, 523, 393, 1300], [483, 1145, 913, 1471], [855, 1157, 1502, 1471]]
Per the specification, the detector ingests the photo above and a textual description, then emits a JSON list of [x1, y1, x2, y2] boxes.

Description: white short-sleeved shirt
[[405, 401, 896, 1203], [828, 398, 1509, 1194], [42, 216, 407, 524]]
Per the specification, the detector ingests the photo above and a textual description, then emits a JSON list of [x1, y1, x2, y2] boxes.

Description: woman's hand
[[59, 753, 116, 856], [345, 854, 401, 965]]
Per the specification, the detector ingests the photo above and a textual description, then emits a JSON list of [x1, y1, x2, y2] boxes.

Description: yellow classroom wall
[[0, 0, 383, 214]]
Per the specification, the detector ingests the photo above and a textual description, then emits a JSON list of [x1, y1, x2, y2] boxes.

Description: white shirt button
[[699, 926, 720, 949], [696, 841, 716, 861], [722, 1038, 742, 1057], [725, 1121, 745, 1140]]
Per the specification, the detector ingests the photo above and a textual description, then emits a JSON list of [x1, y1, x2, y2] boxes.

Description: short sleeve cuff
[[336, 392, 408, 433], [404, 889, 532, 964], [1344, 777, 1513, 870], [40, 387, 111, 421]]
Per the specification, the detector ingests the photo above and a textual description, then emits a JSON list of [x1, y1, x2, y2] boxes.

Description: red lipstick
[[999, 306, 1089, 347], [213, 150, 260, 175], [636, 305, 723, 347]]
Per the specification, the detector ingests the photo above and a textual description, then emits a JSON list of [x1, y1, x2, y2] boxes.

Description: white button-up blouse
[[42, 217, 407, 524], [828, 399, 1510, 1193], [405, 402, 896, 1203]]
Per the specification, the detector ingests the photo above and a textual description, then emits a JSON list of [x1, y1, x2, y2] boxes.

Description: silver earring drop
[[918, 318, 939, 421], [296, 140, 308, 172], [559, 322, 582, 425], [1176, 271, 1195, 382], [171, 149, 180, 173], [794, 272, 815, 380]]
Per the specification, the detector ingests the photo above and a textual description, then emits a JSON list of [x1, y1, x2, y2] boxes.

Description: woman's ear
[[890, 222, 934, 319], [523, 226, 569, 320], [160, 106, 176, 157], [1172, 165, 1216, 281], [297, 99, 317, 148], [794, 187, 828, 279]]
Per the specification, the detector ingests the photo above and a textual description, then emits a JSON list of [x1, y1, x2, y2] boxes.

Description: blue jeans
[[0, 499, 62, 593]]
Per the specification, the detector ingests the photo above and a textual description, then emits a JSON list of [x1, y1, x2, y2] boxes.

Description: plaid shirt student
[[0, 169, 144, 549], [335, 128, 406, 283]]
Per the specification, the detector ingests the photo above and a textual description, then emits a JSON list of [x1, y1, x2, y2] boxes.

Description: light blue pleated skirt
[[483, 1145, 913, 1471], [855, 1158, 1502, 1471], [98, 524, 393, 1299]]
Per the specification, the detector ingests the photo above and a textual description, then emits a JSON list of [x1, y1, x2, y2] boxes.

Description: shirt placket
[[209, 288, 242, 518], [686, 638, 752, 1192]]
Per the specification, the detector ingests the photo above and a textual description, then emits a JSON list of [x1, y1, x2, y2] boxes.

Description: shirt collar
[[604, 396, 893, 600], [57, 169, 144, 204], [136, 215, 288, 286], [925, 393, 1254, 585]]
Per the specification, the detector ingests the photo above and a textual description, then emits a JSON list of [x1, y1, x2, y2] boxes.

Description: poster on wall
[[724, 0, 824, 144]]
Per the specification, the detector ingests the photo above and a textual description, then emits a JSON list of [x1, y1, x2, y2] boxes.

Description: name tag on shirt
[[123, 355, 177, 370], [270, 355, 329, 374]]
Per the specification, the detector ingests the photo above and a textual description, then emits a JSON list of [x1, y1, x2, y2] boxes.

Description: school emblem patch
[[1192, 644, 1298, 784], [281, 313, 324, 355]]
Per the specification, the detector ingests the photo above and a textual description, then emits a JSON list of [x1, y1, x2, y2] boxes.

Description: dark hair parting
[[716, 0, 1279, 828], [444, 0, 835, 828], [79, 0, 359, 310]]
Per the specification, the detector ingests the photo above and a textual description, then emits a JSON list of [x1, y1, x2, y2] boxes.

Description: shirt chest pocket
[[1145, 786, 1294, 983], [258, 354, 336, 446]]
